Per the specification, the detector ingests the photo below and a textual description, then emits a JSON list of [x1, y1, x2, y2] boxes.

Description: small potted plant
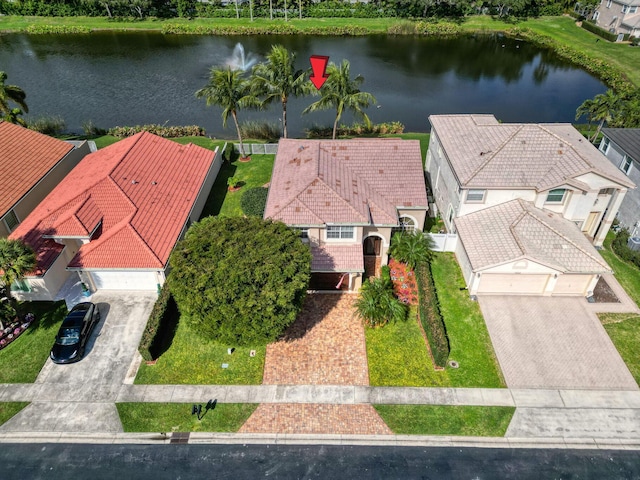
[[227, 177, 242, 192]]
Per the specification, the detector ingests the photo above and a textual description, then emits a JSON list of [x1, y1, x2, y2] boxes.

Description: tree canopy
[[168, 216, 311, 345], [0, 238, 36, 301]]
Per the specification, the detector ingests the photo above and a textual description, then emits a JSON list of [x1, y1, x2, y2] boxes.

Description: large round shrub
[[240, 186, 269, 217], [168, 216, 311, 345]]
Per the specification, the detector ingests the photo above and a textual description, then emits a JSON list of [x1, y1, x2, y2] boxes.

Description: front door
[[582, 211, 600, 238], [363, 236, 382, 279]]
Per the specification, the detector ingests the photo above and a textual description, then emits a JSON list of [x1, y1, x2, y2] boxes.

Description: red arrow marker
[[309, 55, 330, 90]]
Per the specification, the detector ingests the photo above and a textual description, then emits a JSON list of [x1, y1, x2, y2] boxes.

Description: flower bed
[[0, 313, 35, 351], [388, 258, 418, 305]]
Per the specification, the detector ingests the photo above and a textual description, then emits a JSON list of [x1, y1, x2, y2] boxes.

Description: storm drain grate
[[170, 432, 190, 444]]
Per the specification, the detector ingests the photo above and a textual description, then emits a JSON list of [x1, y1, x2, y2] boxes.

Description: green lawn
[[600, 231, 640, 307], [375, 405, 515, 436], [431, 253, 506, 388], [117, 402, 257, 432], [601, 313, 640, 385], [0, 301, 67, 383], [365, 254, 504, 388], [366, 307, 449, 387], [199, 153, 275, 218], [0, 402, 29, 426], [135, 315, 265, 385]]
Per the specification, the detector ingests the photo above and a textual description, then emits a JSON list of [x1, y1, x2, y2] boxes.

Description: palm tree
[[0, 238, 36, 304], [303, 60, 376, 140], [576, 89, 622, 142], [195, 66, 259, 159], [354, 276, 407, 328], [0, 71, 28, 125], [388, 230, 435, 269], [251, 45, 313, 138], [575, 97, 596, 140]]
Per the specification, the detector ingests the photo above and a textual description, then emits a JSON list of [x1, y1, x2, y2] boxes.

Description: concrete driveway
[[478, 296, 638, 391], [0, 291, 156, 433]]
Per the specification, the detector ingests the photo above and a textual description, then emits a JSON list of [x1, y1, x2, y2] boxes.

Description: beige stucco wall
[[188, 146, 222, 223], [458, 189, 536, 217], [15, 250, 73, 302]]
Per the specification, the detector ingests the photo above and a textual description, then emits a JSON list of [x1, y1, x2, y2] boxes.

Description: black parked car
[[50, 302, 100, 364]]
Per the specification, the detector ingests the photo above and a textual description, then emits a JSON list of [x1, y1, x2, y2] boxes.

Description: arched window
[[392, 216, 416, 235]]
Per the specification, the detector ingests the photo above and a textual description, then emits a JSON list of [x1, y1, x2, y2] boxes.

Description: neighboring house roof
[[9, 132, 216, 273], [0, 121, 74, 218], [311, 244, 365, 272], [454, 199, 612, 274], [264, 138, 427, 226], [602, 128, 640, 162], [622, 12, 640, 28], [430, 115, 634, 191]]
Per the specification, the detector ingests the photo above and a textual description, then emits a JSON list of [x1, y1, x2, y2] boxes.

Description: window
[[630, 6, 638, 13], [466, 189, 486, 203], [392, 216, 416, 235], [546, 188, 567, 203], [326, 225, 354, 240], [293, 227, 309, 243], [622, 4, 629, 13], [621, 155, 633, 175], [447, 205, 455, 224], [607, 0, 612, 8], [11, 279, 30, 293], [2, 210, 19, 232], [599, 137, 610, 154]]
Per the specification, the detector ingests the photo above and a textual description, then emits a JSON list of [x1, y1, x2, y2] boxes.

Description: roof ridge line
[[466, 125, 524, 185], [106, 132, 145, 179]]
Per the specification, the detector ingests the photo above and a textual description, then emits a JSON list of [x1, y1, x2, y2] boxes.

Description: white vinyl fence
[[233, 143, 279, 155], [427, 233, 458, 252]]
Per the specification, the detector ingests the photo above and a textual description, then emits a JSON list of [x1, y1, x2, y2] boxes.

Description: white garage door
[[91, 271, 159, 291], [552, 274, 593, 296], [477, 274, 549, 295]]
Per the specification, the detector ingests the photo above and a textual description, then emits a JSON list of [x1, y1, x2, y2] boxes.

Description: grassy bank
[[2, 16, 638, 88]]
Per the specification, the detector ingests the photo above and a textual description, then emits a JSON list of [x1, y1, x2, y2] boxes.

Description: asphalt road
[[2, 444, 640, 479]]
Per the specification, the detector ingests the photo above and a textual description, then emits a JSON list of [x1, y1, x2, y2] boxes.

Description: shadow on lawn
[[17, 300, 67, 331], [199, 161, 238, 219], [278, 293, 343, 342]]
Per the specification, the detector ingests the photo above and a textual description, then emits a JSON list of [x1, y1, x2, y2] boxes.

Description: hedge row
[[305, 121, 404, 138], [415, 262, 450, 368], [612, 228, 640, 270], [108, 124, 206, 138], [138, 284, 176, 362], [580, 20, 620, 43], [506, 26, 635, 95], [161, 22, 368, 35]]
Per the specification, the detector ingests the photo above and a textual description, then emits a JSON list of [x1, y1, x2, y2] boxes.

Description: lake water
[[0, 32, 606, 137]]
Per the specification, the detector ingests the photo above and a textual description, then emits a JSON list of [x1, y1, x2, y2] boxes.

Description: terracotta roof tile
[[10, 132, 216, 272], [454, 199, 611, 273], [310, 244, 365, 272], [265, 139, 427, 226], [0, 121, 74, 217]]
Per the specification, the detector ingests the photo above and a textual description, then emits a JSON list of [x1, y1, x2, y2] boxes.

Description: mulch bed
[[388, 259, 418, 305], [592, 276, 620, 303]]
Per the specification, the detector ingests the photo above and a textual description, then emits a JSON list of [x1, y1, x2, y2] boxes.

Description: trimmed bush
[[240, 187, 269, 217], [415, 262, 450, 368], [581, 20, 618, 42], [168, 216, 311, 345], [108, 124, 205, 138], [355, 276, 408, 328], [612, 228, 640, 269], [138, 284, 179, 362]]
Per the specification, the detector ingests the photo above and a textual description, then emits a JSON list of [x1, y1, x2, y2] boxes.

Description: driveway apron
[[0, 292, 156, 433], [478, 296, 638, 391]]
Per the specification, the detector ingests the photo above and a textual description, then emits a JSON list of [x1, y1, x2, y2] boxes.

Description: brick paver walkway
[[242, 294, 389, 434], [262, 294, 369, 386], [238, 404, 392, 435]]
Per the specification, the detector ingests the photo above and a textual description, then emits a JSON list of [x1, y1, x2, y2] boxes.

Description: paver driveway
[[0, 291, 156, 433], [478, 296, 638, 390]]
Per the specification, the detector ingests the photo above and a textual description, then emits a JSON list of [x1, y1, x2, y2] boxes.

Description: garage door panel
[[91, 271, 158, 291], [552, 274, 592, 296], [477, 274, 549, 295]]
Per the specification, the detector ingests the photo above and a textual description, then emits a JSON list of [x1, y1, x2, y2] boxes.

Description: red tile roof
[[265, 139, 427, 226], [0, 121, 74, 217], [10, 132, 216, 273], [310, 244, 365, 272]]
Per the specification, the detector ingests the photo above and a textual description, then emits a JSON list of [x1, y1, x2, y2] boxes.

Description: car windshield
[[57, 327, 80, 346]]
